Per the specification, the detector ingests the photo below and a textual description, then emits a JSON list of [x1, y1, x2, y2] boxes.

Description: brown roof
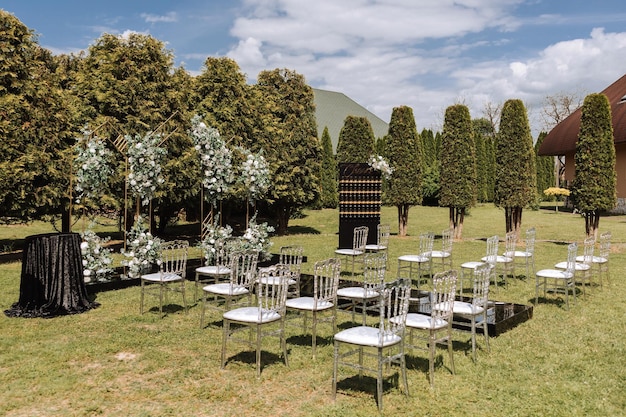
[[538, 73, 626, 155]]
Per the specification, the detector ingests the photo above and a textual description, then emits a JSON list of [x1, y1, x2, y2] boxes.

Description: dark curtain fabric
[[4, 233, 98, 318]]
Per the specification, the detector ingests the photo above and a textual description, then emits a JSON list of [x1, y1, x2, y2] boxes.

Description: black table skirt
[[4, 233, 98, 318]]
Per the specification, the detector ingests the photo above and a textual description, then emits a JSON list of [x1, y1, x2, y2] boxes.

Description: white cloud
[[141, 12, 178, 23]]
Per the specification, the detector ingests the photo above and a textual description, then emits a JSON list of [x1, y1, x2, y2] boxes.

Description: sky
[[3, 0, 626, 136]]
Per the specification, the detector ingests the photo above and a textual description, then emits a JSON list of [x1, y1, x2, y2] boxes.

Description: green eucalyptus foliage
[[319, 127, 338, 208], [336, 116, 375, 163], [0, 11, 74, 222], [384, 106, 422, 236], [254, 68, 322, 234], [571, 93, 616, 236]]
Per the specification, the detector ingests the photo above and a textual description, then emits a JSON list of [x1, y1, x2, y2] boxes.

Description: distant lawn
[[1, 205, 625, 416]]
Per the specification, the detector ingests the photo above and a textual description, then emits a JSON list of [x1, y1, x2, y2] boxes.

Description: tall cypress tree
[[439, 104, 476, 239], [336, 116, 375, 163], [319, 126, 338, 208], [570, 93, 616, 238], [495, 99, 537, 235], [384, 106, 422, 237], [535, 131, 555, 201]]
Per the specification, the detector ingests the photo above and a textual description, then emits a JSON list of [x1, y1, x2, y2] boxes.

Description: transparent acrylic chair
[[332, 278, 411, 412], [221, 263, 290, 378], [556, 236, 593, 298], [140, 239, 189, 317], [397, 231, 435, 290], [536, 243, 577, 310], [430, 228, 453, 273], [280, 245, 304, 298], [452, 262, 491, 361], [507, 227, 535, 279], [365, 224, 390, 255], [460, 235, 497, 294], [335, 226, 368, 277], [285, 258, 341, 356]]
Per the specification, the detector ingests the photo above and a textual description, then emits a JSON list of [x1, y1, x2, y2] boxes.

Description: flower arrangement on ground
[[126, 132, 167, 206], [74, 129, 114, 204], [368, 154, 393, 180], [198, 216, 233, 264], [228, 213, 275, 260], [121, 216, 163, 278], [189, 115, 234, 205], [80, 225, 114, 283]]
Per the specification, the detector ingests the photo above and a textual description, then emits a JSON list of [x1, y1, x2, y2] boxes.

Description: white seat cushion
[[337, 286, 379, 300], [508, 250, 531, 258], [536, 269, 574, 279], [203, 282, 249, 296], [334, 325, 401, 347], [460, 261, 483, 269], [335, 249, 364, 256], [398, 254, 429, 263], [258, 276, 297, 286], [452, 301, 485, 316], [223, 306, 281, 324], [483, 255, 513, 263], [286, 297, 334, 311], [577, 255, 608, 264], [554, 261, 590, 271], [141, 272, 182, 283], [404, 312, 449, 330], [365, 244, 387, 251], [196, 265, 231, 276], [430, 251, 451, 258]]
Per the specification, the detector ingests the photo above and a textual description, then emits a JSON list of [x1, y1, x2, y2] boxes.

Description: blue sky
[[3, 0, 626, 135]]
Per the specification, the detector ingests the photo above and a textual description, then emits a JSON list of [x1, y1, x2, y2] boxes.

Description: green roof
[[313, 88, 389, 151]]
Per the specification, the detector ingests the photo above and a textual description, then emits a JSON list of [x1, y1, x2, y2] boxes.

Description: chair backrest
[[505, 231, 517, 255], [525, 228, 536, 254], [581, 237, 595, 265], [472, 262, 491, 308], [377, 224, 391, 247], [353, 226, 369, 251], [256, 263, 290, 318], [431, 270, 457, 324], [484, 235, 499, 267], [159, 240, 189, 278], [312, 258, 341, 307], [378, 278, 411, 343], [230, 250, 259, 290], [564, 243, 578, 275], [419, 231, 435, 257], [280, 245, 304, 277], [441, 228, 453, 253], [362, 252, 387, 290], [599, 231, 611, 258]]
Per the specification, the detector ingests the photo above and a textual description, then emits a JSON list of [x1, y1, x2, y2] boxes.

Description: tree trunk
[[397, 204, 410, 237], [449, 207, 466, 240], [584, 210, 600, 240], [275, 203, 291, 236], [504, 206, 523, 236]]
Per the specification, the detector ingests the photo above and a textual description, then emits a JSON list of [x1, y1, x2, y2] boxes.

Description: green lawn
[[1, 205, 625, 416]]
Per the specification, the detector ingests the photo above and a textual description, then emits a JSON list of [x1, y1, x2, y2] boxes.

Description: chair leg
[[312, 311, 318, 356], [377, 348, 383, 411], [471, 317, 477, 362], [447, 326, 455, 375], [221, 319, 229, 369], [428, 332, 435, 388], [400, 346, 409, 396], [140, 280, 145, 314], [332, 341, 339, 399], [281, 318, 289, 367], [256, 324, 262, 378]]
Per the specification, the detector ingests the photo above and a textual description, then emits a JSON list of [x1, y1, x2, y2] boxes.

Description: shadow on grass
[[223, 349, 288, 374]]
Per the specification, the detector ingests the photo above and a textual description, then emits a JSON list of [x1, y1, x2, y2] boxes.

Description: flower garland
[[368, 155, 394, 180], [237, 146, 271, 202], [198, 217, 233, 264], [189, 115, 235, 205], [126, 132, 167, 206], [121, 216, 163, 278], [80, 226, 114, 283], [74, 130, 114, 204]]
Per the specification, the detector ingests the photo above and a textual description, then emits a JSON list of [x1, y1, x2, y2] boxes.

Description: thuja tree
[[439, 104, 476, 239], [495, 99, 537, 235], [0, 11, 74, 224], [384, 106, 423, 237], [420, 128, 441, 205], [319, 126, 338, 208], [254, 68, 322, 235], [570, 93, 616, 238], [473, 118, 496, 203], [535, 131, 556, 200], [336, 115, 375, 163]]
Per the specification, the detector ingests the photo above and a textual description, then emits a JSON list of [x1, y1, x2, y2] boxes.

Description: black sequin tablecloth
[[4, 233, 98, 318]]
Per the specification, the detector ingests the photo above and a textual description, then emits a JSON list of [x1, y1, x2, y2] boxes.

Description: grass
[[1, 205, 625, 416]]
